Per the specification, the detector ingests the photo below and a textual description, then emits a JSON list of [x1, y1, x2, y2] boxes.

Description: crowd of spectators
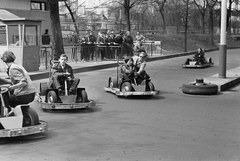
[[67, 30, 146, 62]]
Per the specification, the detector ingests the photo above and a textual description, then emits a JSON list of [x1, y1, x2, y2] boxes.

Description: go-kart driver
[[121, 56, 134, 81], [51, 54, 80, 94], [194, 48, 205, 65], [0, 51, 35, 110], [132, 51, 150, 84]]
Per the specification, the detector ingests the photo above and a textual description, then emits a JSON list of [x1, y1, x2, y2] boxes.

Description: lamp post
[[219, 0, 227, 78]]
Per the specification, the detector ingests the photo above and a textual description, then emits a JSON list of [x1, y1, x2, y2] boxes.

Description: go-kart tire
[[81, 90, 88, 103], [109, 77, 118, 88], [184, 59, 190, 65], [182, 83, 218, 95], [47, 90, 58, 103], [121, 82, 133, 92], [22, 106, 39, 127], [147, 82, 155, 91], [40, 82, 48, 96]]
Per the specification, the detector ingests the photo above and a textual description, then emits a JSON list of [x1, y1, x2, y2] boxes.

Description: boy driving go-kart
[[193, 48, 205, 65], [50, 54, 80, 95], [105, 50, 159, 97], [183, 47, 213, 68]]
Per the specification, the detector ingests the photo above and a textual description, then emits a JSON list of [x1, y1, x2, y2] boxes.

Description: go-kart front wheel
[[47, 90, 58, 103], [121, 82, 133, 92], [22, 106, 39, 127], [147, 82, 155, 91]]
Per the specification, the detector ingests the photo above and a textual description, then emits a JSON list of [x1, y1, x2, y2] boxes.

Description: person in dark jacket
[[51, 54, 80, 94], [87, 31, 97, 61], [123, 31, 134, 57], [114, 31, 123, 59]]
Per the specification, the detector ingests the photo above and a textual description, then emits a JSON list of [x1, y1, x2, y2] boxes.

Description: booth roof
[[0, 9, 26, 21], [0, 9, 41, 22]]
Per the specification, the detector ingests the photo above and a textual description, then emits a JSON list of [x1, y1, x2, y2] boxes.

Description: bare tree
[[149, 0, 167, 33], [206, 0, 218, 45], [193, 0, 208, 34], [47, 0, 64, 60], [113, 0, 148, 31]]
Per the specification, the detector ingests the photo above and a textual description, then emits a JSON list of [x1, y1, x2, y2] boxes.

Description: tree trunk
[[64, 1, 79, 36], [184, 0, 189, 52], [201, 14, 205, 34], [126, 8, 131, 31], [47, 0, 65, 60], [209, 8, 214, 45], [159, 10, 166, 34]]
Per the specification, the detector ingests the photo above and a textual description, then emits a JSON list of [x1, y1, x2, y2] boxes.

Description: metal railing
[[40, 41, 162, 69]]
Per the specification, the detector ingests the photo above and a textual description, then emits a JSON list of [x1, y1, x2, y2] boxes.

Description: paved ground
[[1, 49, 239, 91]]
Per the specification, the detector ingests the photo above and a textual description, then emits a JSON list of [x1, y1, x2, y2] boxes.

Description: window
[[31, 1, 47, 11], [0, 26, 6, 46]]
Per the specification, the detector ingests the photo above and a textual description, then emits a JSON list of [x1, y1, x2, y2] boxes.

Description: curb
[[30, 51, 198, 80]]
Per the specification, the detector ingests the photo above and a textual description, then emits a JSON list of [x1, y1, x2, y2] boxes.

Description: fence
[[40, 41, 162, 69]]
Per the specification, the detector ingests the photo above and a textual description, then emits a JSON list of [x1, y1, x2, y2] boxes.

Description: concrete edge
[[220, 77, 240, 91]]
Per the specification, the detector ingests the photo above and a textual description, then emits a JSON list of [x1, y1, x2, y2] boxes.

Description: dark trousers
[[53, 75, 80, 91], [9, 92, 35, 108]]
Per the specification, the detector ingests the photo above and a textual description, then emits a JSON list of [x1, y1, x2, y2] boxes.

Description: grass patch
[[146, 34, 240, 53]]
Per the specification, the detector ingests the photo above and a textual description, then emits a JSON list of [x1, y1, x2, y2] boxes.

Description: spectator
[[80, 36, 88, 62], [97, 32, 106, 60], [134, 40, 145, 54], [115, 31, 124, 59], [107, 31, 116, 59], [42, 29, 51, 45], [87, 31, 97, 61], [123, 31, 134, 57], [135, 31, 145, 43]]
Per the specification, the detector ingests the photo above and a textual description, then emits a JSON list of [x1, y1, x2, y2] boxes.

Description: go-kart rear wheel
[[81, 90, 88, 103], [47, 90, 58, 103], [121, 82, 133, 92], [109, 77, 118, 88], [22, 107, 39, 127], [40, 82, 48, 96]]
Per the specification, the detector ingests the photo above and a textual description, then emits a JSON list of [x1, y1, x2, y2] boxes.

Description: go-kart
[[0, 86, 47, 137], [104, 61, 160, 97], [182, 53, 213, 68], [37, 60, 95, 110]]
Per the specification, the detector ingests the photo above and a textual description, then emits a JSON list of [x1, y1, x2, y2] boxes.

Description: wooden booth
[[0, 9, 41, 72]]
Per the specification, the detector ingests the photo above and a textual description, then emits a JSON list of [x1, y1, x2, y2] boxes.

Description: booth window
[[0, 26, 6, 46], [25, 26, 38, 46], [31, 1, 47, 11], [8, 25, 19, 46]]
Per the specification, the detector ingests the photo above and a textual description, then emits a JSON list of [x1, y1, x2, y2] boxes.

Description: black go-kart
[[0, 86, 47, 137], [37, 60, 95, 110], [104, 60, 160, 97], [182, 57, 213, 68], [182, 48, 214, 68]]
